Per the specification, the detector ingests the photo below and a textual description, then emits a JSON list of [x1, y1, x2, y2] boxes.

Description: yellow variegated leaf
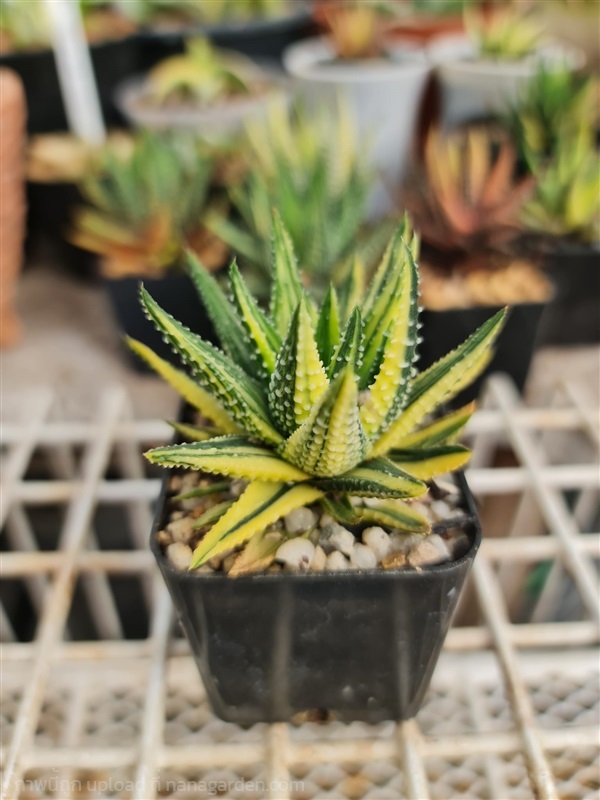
[[294, 297, 330, 426], [395, 403, 475, 448], [168, 421, 220, 442], [127, 338, 240, 434], [191, 482, 324, 566], [357, 500, 430, 533], [315, 457, 426, 498], [389, 446, 471, 480]]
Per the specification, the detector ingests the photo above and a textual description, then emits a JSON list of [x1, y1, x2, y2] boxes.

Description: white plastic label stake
[[44, 0, 106, 144]]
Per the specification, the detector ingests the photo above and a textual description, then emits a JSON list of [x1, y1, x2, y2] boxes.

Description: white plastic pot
[[283, 37, 430, 218], [428, 34, 586, 127]]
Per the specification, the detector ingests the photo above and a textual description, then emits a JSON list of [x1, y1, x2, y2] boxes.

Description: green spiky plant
[[132, 212, 505, 570], [207, 99, 390, 297]]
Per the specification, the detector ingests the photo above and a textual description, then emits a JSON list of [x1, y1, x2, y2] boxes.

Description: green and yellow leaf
[[269, 209, 305, 336], [168, 421, 220, 442], [315, 285, 341, 368], [356, 500, 430, 533], [395, 403, 475, 448], [389, 445, 471, 480], [315, 457, 427, 498]]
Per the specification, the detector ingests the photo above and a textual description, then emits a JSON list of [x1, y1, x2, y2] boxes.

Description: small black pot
[[1, 35, 140, 133], [418, 302, 546, 406], [151, 474, 480, 724], [537, 244, 600, 346], [104, 271, 215, 371]]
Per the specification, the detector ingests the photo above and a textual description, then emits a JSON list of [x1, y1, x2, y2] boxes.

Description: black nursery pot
[[537, 244, 600, 347], [104, 271, 215, 371], [419, 302, 546, 406], [151, 475, 481, 725]]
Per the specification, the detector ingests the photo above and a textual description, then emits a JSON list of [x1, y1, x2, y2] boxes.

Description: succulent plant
[[466, 6, 543, 60], [208, 99, 388, 295], [70, 132, 226, 278], [133, 212, 505, 568], [503, 66, 598, 171], [321, 1, 392, 60], [128, 0, 288, 26], [405, 127, 533, 255], [521, 131, 600, 243], [145, 38, 257, 108]]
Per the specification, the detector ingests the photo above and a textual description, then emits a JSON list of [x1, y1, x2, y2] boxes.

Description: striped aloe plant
[[133, 213, 506, 569]]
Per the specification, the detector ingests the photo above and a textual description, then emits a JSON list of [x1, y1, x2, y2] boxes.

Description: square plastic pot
[[104, 271, 216, 372], [151, 473, 480, 724], [418, 302, 546, 406]]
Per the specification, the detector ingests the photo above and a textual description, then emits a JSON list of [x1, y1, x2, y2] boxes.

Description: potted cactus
[[404, 125, 551, 403], [70, 132, 227, 367], [207, 99, 392, 299], [428, 5, 585, 127], [133, 212, 505, 723], [283, 0, 430, 217], [115, 37, 285, 136]]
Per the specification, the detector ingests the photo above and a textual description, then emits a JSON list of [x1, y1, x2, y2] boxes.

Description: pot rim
[[150, 472, 482, 584], [283, 36, 430, 82]]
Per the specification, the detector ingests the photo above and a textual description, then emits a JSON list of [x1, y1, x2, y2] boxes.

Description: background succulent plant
[[70, 132, 226, 278], [465, 6, 543, 61], [132, 213, 505, 568], [207, 99, 390, 296]]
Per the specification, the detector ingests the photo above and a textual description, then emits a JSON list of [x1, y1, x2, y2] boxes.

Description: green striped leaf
[[268, 296, 329, 436], [372, 309, 506, 456], [186, 251, 258, 377], [315, 457, 427, 498], [328, 307, 363, 380], [168, 421, 220, 442], [204, 211, 263, 264], [172, 482, 229, 502], [191, 481, 324, 566], [360, 240, 419, 438], [269, 211, 304, 337], [282, 365, 367, 477], [229, 261, 281, 376], [389, 445, 471, 480], [126, 337, 240, 434], [315, 285, 340, 368], [192, 500, 234, 530], [145, 435, 309, 482], [338, 255, 365, 323], [140, 287, 283, 446], [319, 495, 359, 525], [356, 501, 430, 533], [395, 403, 475, 448]]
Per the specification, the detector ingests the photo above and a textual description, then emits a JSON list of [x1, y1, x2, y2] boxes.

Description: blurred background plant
[[465, 5, 543, 61], [70, 132, 226, 278], [124, 0, 291, 27]]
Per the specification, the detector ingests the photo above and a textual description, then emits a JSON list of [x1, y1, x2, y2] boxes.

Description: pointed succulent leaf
[[192, 500, 235, 530], [167, 421, 220, 442], [315, 285, 341, 367], [356, 501, 430, 533], [186, 252, 258, 377], [190, 481, 324, 567], [360, 240, 419, 438], [145, 436, 309, 482], [319, 495, 359, 525], [204, 211, 263, 264], [229, 261, 281, 375], [140, 287, 282, 445], [172, 482, 230, 503], [372, 309, 506, 456], [315, 457, 427, 499], [338, 255, 365, 323], [228, 528, 284, 576], [268, 297, 329, 436], [389, 445, 471, 480], [269, 210, 304, 336], [395, 403, 475, 448], [328, 307, 363, 380], [282, 365, 367, 477], [126, 337, 240, 434]]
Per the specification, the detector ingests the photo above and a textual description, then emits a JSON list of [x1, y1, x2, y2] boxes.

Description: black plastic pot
[[418, 302, 546, 406], [537, 244, 600, 346], [105, 271, 215, 371], [0, 35, 140, 133], [151, 474, 480, 724]]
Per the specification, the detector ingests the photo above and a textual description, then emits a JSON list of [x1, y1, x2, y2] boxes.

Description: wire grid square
[[1, 376, 598, 800]]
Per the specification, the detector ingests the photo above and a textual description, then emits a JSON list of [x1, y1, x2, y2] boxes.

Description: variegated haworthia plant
[[133, 213, 506, 569]]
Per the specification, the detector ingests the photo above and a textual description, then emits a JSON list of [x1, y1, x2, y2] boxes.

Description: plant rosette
[[115, 49, 287, 138], [428, 34, 585, 127], [132, 211, 505, 722], [283, 36, 430, 218]]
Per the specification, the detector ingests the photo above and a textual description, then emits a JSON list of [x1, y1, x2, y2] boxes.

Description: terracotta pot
[[0, 68, 26, 347]]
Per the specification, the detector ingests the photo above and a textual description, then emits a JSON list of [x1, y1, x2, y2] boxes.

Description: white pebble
[[275, 538, 315, 571], [362, 527, 391, 562], [431, 500, 452, 521], [230, 479, 247, 498], [350, 543, 377, 569], [389, 532, 425, 555], [284, 507, 317, 535], [167, 516, 194, 543], [319, 513, 335, 528], [407, 534, 451, 568], [311, 545, 327, 571], [319, 523, 355, 556], [325, 551, 351, 571], [166, 542, 193, 570]]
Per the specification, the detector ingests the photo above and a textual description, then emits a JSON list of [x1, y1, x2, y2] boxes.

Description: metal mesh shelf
[[1, 374, 598, 800]]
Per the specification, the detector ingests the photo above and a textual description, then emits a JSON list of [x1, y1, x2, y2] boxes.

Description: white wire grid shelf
[[0, 374, 598, 800]]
